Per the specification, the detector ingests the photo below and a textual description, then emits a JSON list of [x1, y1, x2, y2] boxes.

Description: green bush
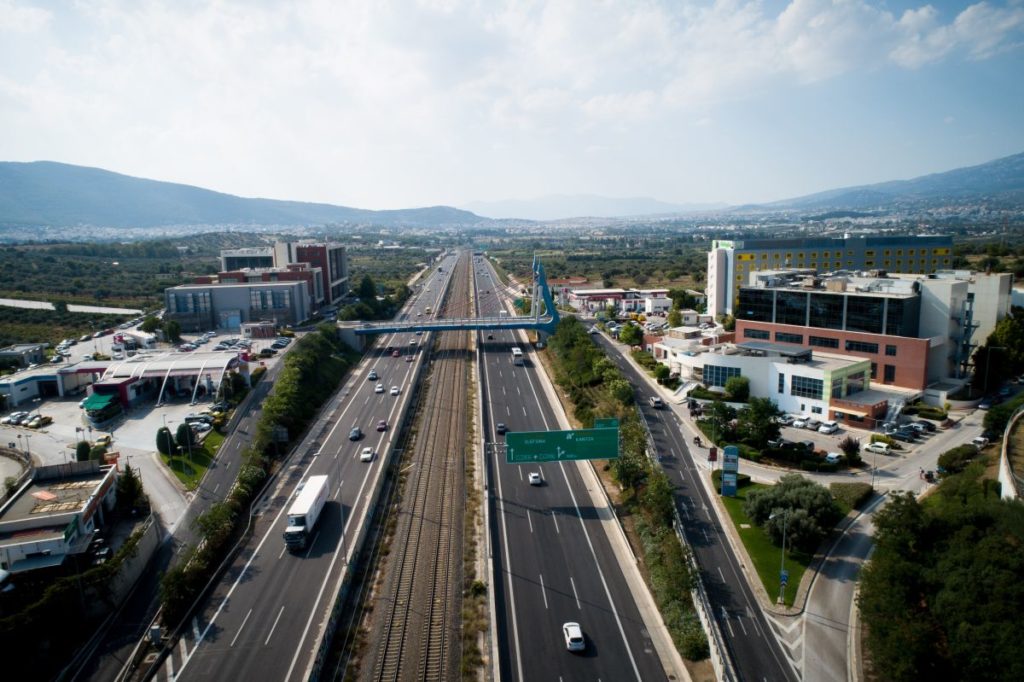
[[831, 482, 873, 510], [937, 444, 979, 474], [800, 460, 840, 473], [712, 469, 753, 489]]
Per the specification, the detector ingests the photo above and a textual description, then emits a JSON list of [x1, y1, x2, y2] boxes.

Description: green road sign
[[506, 427, 619, 463], [594, 418, 619, 429]]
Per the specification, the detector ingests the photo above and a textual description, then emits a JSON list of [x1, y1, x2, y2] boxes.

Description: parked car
[[818, 421, 839, 434], [95, 435, 113, 447], [776, 414, 794, 426], [27, 415, 53, 429], [915, 420, 936, 432], [865, 442, 891, 455], [792, 417, 808, 429], [971, 436, 989, 448], [767, 438, 791, 449], [824, 452, 843, 464], [806, 418, 822, 430], [799, 440, 816, 452], [890, 431, 915, 443], [192, 422, 213, 433]]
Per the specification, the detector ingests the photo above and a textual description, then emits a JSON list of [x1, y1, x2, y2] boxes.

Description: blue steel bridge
[[354, 256, 560, 336]]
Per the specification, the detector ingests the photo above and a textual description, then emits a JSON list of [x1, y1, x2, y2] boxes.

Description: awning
[[83, 392, 118, 410], [831, 406, 868, 417]]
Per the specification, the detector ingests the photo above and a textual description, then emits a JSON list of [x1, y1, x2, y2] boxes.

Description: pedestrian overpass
[[352, 256, 560, 336]]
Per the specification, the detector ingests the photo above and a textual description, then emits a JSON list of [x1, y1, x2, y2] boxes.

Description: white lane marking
[[213, 483, 220, 494], [522, 406, 527, 416], [334, 485, 341, 500], [738, 616, 748, 636], [570, 576, 581, 610], [539, 574, 549, 609], [551, 510, 560, 534], [178, 635, 189, 662], [230, 608, 254, 647], [192, 617, 200, 643], [278, 545, 286, 559], [165, 653, 174, 680], [703, 528, 711, 544], [718, 566, 726, 582], [527, 508, 534, 533], [265, 605, 285, 646]]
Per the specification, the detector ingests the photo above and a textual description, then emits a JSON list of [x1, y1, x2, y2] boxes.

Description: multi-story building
[[164, 280, 311, 332], [707, 235, 955, 318], [219, 241, 348, 306], [568, 287, 670, 314], [734, 269, 1012, 390]]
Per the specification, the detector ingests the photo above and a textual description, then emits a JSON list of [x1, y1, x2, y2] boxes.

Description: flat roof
[[102, 350, 242, 380], [736, 341, 813, 358], [0, 470, 110, 526]]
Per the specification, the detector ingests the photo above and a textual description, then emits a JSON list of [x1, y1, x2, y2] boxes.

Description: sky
[[1, 0, 1023, 210]]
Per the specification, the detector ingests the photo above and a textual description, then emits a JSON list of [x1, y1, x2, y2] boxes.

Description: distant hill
[[767, 151, 1024, 211], [0, 161, 483, 229], [462, 194, 726, 220]]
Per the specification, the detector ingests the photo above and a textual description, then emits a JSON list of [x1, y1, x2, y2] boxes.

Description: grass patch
[[160, 438, 218, 490], [716, 480, 811, 607]]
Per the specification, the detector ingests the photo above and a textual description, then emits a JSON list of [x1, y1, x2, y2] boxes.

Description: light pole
[[17, 433, 31, 459], [769, 509, 790, 606]]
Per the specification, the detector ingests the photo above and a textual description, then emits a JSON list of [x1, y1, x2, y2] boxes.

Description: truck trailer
[[283, 474, 329, 552]]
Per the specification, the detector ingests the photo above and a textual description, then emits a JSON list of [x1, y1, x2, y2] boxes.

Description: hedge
[[830, 482, 873, 510], [712, 469, 753, 489]]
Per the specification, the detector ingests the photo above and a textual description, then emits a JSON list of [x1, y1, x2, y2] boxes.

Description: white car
[[792, 417, 808, 429], [375, 383, 384, 394], [824, 452, 843, 464], [865, 442, 891, 455], [562, 622, 585, 652], [360, 446, 374, 462], [528, 472, 542, 486], [818, 421, 839, 434], [390, 385, 400, 396], [971, 436, 989, 448]]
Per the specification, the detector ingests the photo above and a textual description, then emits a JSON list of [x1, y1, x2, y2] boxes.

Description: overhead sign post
[[720, 445, 740, 497], [506, 426, 619, 463]]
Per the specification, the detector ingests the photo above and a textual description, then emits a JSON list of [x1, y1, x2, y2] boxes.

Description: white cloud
[[0, 0, 1021, 207]]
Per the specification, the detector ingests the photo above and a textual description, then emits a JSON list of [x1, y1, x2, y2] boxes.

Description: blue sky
[[1, 0, 1022, 209]]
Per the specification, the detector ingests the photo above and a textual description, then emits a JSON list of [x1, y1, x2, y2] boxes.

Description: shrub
[[743, 474, 841, 552], [712, 469, 752, 489], [831, 482, 873, 510], [937, 444, 979, 474]]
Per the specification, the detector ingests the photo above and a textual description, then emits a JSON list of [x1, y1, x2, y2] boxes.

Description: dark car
[[349, 426, 362, 441], [889, 431, 915, 443], [915, 420, 936, 432], [392, 350, 401, 358], [496, 422, 507, 435], [376, 419, 388, 432]]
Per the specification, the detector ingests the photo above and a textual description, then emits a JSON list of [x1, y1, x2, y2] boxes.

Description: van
[[818, 420, 838, 434]]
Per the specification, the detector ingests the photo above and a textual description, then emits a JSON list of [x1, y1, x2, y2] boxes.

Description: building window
[[809, 293, 844, 330], [884, 364, 896, 383], [744, 328, 770, 340], [885, 344, 897, 356], [809, 335, 839, 349], [776, 291, 808, 326], [778, 374, 785, 394], [737, 289, 774, 323], [811, 406, 823, 414], [704, 365, 741, 388], [791, 375, 824, 400], [846, 295, 884, 334], [831, 377, 844, 398], [775, 332, 804, 344], [845, 340, 880, 354], [870, 362, 877, 379]]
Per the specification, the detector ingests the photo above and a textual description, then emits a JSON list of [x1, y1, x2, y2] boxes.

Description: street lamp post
[[769, 509, 790, 606], [17, 433, 31, 459]]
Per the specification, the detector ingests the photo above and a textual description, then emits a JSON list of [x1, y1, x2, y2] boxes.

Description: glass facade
[[744, 328, 770, 340], [738, 289, 774, 323], [775, 332, 804, 345], [776, 291, 807, 326], [791, 375, 824, 399], [845, 295, 884, 334], [885, 298, 919, 337], [704, 364, 741, 388], [808, 293, 844, 330]]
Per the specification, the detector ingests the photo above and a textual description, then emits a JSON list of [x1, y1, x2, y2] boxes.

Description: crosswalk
[[151, 616, 203, 682]]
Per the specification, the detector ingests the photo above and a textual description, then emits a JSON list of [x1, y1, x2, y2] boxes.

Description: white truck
[[283, 474, 329, 552]]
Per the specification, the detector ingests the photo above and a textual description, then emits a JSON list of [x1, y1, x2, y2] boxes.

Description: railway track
[[363, 252, 471, 682]]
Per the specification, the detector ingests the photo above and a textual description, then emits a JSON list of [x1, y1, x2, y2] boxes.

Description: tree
[[743, 474, 841, 552], [357, 275, 377, 306], [163, 319, 182, 344], [654, 364, 670, 382], [76, 440, 92, 462], [642, 470, 676, 527], [140, 315, 160, 333], [607, 379, 634, 405], [724, 375, 750, 401], [838, 435, 862, 466], [619, 324, 643, 346], [176, 423, 198, 452], [705, 400, 736, 444], [116, 465, 146, 511], [667, 308, 682, 328], [156, 426, 178, 455], [736, 397, 781, 448]]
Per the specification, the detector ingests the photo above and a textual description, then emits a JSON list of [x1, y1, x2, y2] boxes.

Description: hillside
[[768, 151, 1024, 210], [0, 161, 483, 229]]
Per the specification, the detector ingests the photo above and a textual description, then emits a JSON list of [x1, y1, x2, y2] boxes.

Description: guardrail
[[998, 404, 1024, 500]]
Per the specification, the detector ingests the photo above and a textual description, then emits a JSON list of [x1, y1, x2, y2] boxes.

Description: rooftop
[[0, 467, 111, 528]]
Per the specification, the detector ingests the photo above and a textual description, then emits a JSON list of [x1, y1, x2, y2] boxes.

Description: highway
[[164, 254, 459, 681], [591, 332, 798, 682], [475, 257, 669, 682]]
